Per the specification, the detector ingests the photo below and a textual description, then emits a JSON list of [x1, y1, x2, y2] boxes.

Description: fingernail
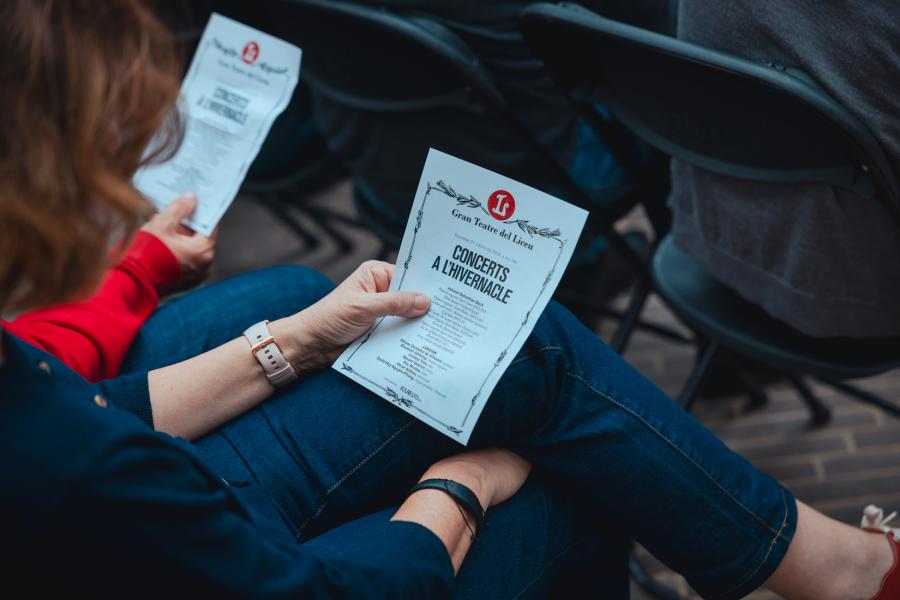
[[414, 293, 429, 310], [183, 192, 197, 202]]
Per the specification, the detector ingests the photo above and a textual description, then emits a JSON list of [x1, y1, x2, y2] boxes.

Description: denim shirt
[[0, 333, 452, 596]]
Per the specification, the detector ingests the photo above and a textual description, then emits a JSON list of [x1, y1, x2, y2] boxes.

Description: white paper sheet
[[134, 13, 301, 235], [334, 149, 588, 444]]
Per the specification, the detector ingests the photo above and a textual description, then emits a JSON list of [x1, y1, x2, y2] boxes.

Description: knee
[[226, 264, 335, 317], [529, 300, 588, 343], [264, 264, 335, 299], [542, 300, 579, 327], [520, 299, 615, 366], [266, 264, 336, 309]]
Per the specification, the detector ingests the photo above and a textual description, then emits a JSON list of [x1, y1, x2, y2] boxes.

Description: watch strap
[[242, 321, 298, 388], [408, 478, 485, 535]]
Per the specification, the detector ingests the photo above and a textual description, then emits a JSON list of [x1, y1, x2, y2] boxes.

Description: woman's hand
[[271, 260, 431, 371], [141, 193, 217, 289], [391, 448, 532, 573], [418, 448, 532, 511], [150, 261, 429, 439]]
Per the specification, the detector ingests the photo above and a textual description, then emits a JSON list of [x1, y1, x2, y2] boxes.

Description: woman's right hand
[[419, 448, 532, 511], [270, 260, 431, 373]]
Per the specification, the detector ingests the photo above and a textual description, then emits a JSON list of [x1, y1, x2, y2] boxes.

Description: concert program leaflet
[[134, 13, 300, 235], [334, 149, 588, 443]]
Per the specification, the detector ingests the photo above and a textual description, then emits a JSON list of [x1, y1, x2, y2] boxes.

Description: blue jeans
[[122, 265, 796, 600]]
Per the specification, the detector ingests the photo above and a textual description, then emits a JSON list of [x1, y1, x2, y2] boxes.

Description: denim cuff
[[712, 488, 798, 600], [302, 510, 455, 595]]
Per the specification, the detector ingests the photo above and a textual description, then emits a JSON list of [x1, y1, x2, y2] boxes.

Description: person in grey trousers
[[670, 1, 900, 338]]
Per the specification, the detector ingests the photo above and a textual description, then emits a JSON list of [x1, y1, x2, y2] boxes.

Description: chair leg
[[302, 205, 355, 254], [256, 193, 321, 251], [305, 206, 368, 230], [733, 368, 770, 411], [816, 379, 900, 418], [606, 228, 653, 279], [610, 278, 651, 354], [628, 551, 681, 600], [787, 375, 832, 426], [678, 340, 719, 411]]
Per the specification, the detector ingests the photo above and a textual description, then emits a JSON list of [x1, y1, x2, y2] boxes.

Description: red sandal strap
[[869, 531, 900, 600]]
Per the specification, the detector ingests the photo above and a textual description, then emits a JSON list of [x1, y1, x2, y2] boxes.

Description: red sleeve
[[2, 231, 181, 382]]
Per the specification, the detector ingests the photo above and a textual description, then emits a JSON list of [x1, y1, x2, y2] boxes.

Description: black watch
[[408, 478, 486, 536]]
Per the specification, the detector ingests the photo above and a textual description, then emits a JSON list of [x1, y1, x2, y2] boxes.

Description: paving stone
[[754, 461, 818, 483], [824, 448, 900, 475], [791, 471, 900, 503], [709, 408, 877, 441], [854, 427, 900, 449], [818, 494, 900, 524], [726, 434, 849, 461]]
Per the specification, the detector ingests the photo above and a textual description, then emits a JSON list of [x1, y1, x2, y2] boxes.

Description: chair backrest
[[520, 2, 900, 220], [261, 0, 589, 234], [269, 1, 505, 112]]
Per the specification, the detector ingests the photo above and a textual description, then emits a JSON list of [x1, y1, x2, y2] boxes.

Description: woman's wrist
[[267, 312, 337, 375], [392, 487, 475, 574], [394, 468, 489, 575], [418, 460, 491, 512], [408, 478, 486, 541]]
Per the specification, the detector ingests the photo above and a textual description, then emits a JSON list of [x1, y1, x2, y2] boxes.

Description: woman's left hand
[[141, 193, 217, 289], [270, 260, 431, 371], [419, 448, 533, 511]]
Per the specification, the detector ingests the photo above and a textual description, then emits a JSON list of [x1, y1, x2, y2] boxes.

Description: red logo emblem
[[487, 190, 516, 221], [241, 41, 260, 65]]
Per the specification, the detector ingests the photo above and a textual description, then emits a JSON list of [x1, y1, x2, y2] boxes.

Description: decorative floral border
[[434, 180, 564, 244], [341, 180, 567, 437]]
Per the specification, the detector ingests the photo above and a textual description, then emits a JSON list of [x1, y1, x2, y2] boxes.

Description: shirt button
[[37, 361, 52, 375], [93, 394, 108, 408]]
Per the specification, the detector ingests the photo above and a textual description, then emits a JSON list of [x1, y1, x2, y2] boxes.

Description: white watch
[[242, 320, 298, 388]]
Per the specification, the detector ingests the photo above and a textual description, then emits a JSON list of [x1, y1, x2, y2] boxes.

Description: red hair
[[0, 0, 183, 312]]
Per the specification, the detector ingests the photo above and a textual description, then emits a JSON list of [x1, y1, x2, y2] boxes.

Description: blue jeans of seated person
[[122, 266, 626, 599], [121, 265, 797, 600]]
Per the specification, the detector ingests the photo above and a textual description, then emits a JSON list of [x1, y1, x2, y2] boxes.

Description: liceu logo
[[487, 190, 515, 221], [241, 41, 260, 65]]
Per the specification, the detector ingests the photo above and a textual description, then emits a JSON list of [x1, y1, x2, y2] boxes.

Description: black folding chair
[[262, 0, 651, 288], [520, 2, 900, 421], [241, 84, 355, 254]]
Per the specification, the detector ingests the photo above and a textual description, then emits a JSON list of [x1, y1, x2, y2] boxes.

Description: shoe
[[860, 505, 900, 600]]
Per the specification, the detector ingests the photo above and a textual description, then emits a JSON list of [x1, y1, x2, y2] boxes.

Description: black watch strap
[[408, 478, 485, 535]]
